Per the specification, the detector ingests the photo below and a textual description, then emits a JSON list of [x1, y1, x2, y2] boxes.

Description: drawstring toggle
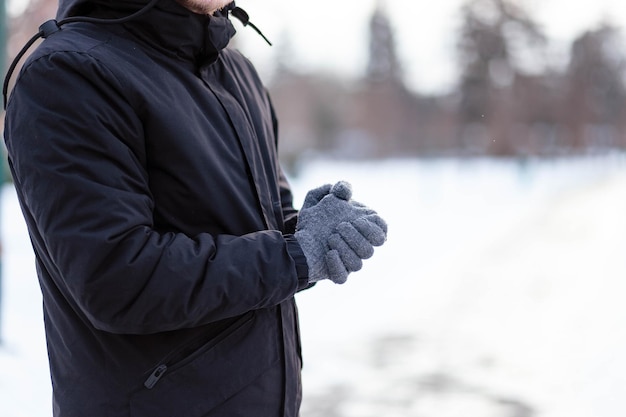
[[39, 20, 61, 38], [230, 7, 272, 46]]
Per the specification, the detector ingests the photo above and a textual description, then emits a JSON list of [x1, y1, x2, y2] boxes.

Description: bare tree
[[456, 0, 546, 155]]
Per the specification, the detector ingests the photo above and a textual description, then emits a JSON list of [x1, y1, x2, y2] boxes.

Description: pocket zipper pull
[[144, 364, 168, 389]]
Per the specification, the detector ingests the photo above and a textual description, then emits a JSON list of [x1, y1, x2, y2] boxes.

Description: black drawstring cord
[[3, 0, 161, 109], [231, 7, 272, 46], [2, 0, 271, 109], [3, 30, 41, 109]]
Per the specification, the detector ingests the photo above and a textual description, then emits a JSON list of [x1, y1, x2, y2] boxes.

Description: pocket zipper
[[144, 364, 168, 389], [143, 312, 254, 389]]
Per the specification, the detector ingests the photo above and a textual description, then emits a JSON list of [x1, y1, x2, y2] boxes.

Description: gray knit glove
[[295, 181, 387, 284]]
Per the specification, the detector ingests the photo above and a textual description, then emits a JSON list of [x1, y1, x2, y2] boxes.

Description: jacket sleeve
[[5, 50, 305, 335]]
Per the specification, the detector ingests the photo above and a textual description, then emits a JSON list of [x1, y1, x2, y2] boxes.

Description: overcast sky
[[236, 0, 626, 94]]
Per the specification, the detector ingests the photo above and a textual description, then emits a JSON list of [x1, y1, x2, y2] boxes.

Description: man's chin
[[175, 0, 235, 15]]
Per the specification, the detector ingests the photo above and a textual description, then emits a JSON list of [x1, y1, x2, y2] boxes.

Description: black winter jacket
[[4, 0, 310, 416]]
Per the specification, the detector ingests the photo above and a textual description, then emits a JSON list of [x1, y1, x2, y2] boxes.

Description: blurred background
[[1, 0, 626, 416], [236, 0, 626, 171]]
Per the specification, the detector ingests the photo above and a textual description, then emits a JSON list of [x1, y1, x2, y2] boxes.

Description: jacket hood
[[56, 0, 237, 63]]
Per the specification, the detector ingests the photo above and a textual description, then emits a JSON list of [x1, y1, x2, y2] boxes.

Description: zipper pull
[[144, 364, 167, 389]]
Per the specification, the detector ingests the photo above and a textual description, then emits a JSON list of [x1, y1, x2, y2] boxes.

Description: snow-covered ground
[[1, 156, 625, 417]]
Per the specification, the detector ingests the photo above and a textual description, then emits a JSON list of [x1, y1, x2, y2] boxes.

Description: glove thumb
[[302, 184, 332, 209], [329, 181, 352, 201]]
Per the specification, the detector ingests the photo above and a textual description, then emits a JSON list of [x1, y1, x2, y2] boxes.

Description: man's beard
[[175, 0, 234, 15]]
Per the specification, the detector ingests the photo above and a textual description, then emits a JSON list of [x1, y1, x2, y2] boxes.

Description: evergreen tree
[[366, 0, 403, 85], [565, 24, 626, 149], [567, 24, 626, 124]]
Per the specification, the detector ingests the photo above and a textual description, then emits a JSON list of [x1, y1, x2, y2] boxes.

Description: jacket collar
[[57, 0, 236, 64]]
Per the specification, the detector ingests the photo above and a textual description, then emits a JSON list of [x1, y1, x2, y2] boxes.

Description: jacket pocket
[[129, 310, 281, 417]]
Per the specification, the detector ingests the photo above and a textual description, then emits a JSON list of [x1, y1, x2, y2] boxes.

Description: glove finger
[[336, 222, 375, 259], [328, 233, 364, 272], [352, 216, 387, 246], [329, 181, 352, 201], [325, 249, 349, 284], [302, 184, 332, 209], [366, 213, 389, 235], [350, 200, 376, 216]]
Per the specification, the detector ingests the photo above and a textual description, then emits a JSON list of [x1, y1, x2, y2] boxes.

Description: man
[[3, 0, 387, 416]]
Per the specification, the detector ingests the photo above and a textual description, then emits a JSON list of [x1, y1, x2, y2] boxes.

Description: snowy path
[[1, 157, 625, 417], [293, 157, 626, 417]]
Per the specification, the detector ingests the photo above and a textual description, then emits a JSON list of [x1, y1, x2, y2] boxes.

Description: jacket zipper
[[143, 311, 254, 389]]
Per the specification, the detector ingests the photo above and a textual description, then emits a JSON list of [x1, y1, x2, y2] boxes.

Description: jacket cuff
[[283, 213, 298, 235], [285, 235, 310, 291]]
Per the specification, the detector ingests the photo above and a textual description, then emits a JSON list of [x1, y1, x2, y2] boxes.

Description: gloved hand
[[295, 181, 387, 284]]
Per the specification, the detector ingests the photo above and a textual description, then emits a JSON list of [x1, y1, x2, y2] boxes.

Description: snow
[[1, 156, 626, 417]]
